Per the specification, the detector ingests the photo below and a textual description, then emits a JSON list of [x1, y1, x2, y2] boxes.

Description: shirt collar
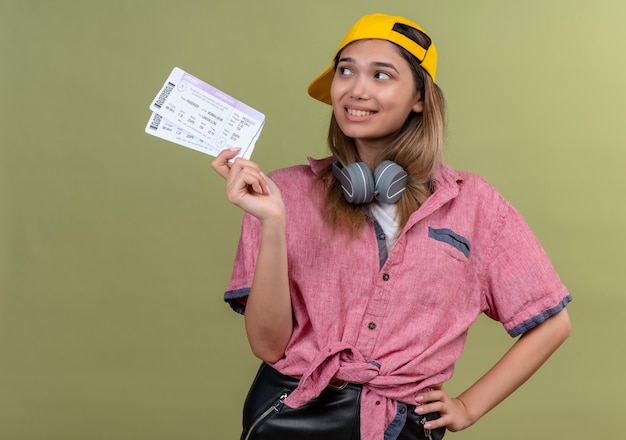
[[432, 162, 464, 191], [307, 156, 333, 176]]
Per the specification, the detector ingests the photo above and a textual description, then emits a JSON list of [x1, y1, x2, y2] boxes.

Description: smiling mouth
[[346, 108, 375, 117]]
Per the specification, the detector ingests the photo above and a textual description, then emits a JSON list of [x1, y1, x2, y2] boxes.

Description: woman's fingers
[[210, 148, 282, 220], [211, 147, 241, 179], [226, 164, 268, 200], [212, 148, 266, 195]]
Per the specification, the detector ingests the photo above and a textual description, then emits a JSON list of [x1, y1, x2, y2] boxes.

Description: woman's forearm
[[456, 309, 571, 427], [209, 149, 292, 364], [244, 215, 293, 364]]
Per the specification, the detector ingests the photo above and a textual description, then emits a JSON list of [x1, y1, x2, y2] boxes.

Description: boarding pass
[[145, 67, 265, 159]]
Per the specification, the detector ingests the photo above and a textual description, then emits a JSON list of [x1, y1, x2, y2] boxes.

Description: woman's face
[[330, 39, 423, 158]]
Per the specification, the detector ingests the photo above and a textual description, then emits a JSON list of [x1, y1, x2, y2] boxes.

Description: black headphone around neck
[[331, 160, 408, 204]]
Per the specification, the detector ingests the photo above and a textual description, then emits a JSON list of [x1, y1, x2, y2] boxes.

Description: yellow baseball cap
[[308, 13, 438, 105]]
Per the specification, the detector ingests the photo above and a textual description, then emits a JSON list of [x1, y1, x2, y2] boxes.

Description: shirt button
[[399, 406, 407, 414], [382, 273, 390, 281], [368, 322, 376, 330], [378, 233, 386, 240]]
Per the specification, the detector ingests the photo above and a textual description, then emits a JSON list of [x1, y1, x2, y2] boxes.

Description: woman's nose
[[349, 76, 370, 100]]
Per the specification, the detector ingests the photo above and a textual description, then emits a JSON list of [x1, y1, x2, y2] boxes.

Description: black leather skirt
[[241, 363, 445, 440]]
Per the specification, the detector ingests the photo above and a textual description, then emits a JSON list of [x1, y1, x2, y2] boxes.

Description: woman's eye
[[375, 71, 391, 80], [338, 67, 352, 75]]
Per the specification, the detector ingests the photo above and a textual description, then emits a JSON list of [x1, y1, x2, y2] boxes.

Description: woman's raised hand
[[211, 148, 284, 224]]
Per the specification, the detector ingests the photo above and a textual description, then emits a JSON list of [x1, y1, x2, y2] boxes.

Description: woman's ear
[[412, 93, 424, 113]]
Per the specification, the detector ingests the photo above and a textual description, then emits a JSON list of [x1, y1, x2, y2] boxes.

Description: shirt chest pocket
[[401, 228, 471, 309], [428, 227, 470, 261]]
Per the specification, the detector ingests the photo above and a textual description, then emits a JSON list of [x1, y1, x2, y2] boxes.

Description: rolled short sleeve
[[224, 213, 261, 314], [483, 197, 571, 337]]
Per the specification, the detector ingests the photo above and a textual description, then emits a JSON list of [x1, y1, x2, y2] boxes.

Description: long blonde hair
[[319, 26, 447, 235]]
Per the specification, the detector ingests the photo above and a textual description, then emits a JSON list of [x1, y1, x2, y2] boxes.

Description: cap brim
[[307, 65, 335, 105]]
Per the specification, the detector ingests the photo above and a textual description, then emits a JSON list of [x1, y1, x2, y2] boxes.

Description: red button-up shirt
[[225, 157, 571, 440]]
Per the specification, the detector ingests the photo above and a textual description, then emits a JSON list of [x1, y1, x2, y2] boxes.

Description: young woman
[[212, 13, 572, 440]]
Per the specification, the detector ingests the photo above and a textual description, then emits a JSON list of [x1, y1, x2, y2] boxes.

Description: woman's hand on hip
[[415, 384, 473, 432]]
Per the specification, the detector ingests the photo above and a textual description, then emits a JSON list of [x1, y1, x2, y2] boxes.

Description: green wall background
[[1, 1, 624, 438]]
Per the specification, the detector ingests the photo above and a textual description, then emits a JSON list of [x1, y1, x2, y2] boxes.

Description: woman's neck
[[355, 140, 388, 171]]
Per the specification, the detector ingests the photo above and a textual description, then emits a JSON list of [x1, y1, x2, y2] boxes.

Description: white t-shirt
[[370, 202, 400, 252]]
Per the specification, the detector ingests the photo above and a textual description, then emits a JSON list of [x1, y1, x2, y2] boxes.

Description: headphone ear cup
[[332, 161, 375, 204], [373, 160, 408, 204], [347, 162, 376, 204]]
